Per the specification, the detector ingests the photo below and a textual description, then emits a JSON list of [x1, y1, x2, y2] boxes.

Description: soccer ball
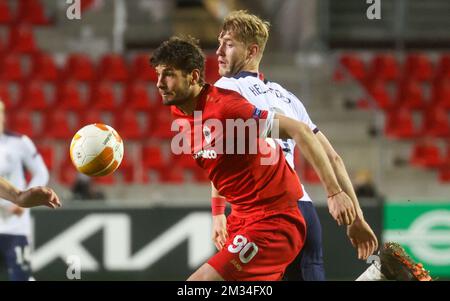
[[70, 123, 124, 177]]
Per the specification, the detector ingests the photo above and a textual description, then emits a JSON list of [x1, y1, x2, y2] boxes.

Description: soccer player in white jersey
[[0, 176, 60, 209], [0, 100, 54, 281], [209, 11, 431, 281]]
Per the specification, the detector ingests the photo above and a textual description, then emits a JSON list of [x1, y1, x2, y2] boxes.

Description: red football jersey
[[171, 84, 303, 216]]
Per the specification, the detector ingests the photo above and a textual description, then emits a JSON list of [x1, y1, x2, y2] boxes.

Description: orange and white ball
[[70, 123, 124, 177]]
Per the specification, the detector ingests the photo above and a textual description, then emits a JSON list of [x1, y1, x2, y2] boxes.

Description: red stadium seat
[[159, 166, 185, 183], [421, 107, 450, 138], [98, 53, 129, 82], [0, 0, 13, 24], [436, 54, 450, 80], [116, 155, 135, 183], [7, 111, 37, 138], [88, 82, 118, 112], [77, 110, 107, 128], [340, 54, 367, 82], [369, 54, 399, 81], [141, 146, 165, 171], [130, 54, 157, 82], [0, 82, 13, 109], [431, 79, 450, 110], [113, 110, 143, 140], [42, 110, 73, 139], [366, 80, 393, 110], [54, 81, 85, 111], [58, 158, 78, 186], [193, 168, 209, 183], [0, 54, 24, 81], [36, 144, 55, 170], [122, 82, 153, 112], [30, 53, 59, 82], [410, 138, 443, 168], [396, 80, 425, 110], [16, 0, 50, 25], [404, 53, 433, 82], [205, 54, 220, 83], [64, 54, 96, 82], [384, 108, 418, 139], [17, 80, 49, 111], [438, 166, 450, 183], [149, 109, 175, 139], [8, 25, 38, 54], [171, 153, 197, 170], [93, 174, 116, 185]]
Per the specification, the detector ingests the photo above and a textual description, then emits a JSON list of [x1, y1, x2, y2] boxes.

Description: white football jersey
[[215, 72, 318, 202], [0, 132, 49, 236]]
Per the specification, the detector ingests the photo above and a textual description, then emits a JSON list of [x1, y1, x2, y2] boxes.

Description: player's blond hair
[[0, 100, 4, 111], [221, 10, 270, 56]]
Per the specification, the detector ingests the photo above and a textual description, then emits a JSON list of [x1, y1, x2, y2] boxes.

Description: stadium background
[[1, 0, 449, 280]]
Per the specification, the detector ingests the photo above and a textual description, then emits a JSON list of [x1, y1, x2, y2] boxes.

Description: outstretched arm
[[0, 177, 61, 209], [315, 132, 378, 259], [273, 113, 356, 226]]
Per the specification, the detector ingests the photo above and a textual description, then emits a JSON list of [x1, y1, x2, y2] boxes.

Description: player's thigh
[[208, 214, 304, 280], [2, 235, 32, 281], [187, 263, 224, 281]]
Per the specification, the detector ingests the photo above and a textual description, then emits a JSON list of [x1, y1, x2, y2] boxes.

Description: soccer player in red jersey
[[150, 37, 355, 281]]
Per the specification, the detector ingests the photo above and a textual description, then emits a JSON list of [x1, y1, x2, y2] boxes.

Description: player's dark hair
[[150, 36, 205, 84]]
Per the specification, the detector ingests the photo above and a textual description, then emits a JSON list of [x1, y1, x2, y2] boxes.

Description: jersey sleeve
[[20, 136, 49, 187], [214, 77, 244, 95], [220, 95, 274, 139], [290, 94, 319, 133]]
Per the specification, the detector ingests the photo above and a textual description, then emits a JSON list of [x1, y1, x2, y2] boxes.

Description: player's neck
[[176, 84, 205, 115], [239, 61, 259, 75]]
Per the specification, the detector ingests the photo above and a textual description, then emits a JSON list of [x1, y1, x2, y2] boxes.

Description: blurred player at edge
[[0, 100, 58, 281], [150, 37, 356, 280]]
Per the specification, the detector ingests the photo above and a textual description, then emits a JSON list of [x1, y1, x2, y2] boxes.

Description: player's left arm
[[10, 136, 50, 215], [21, 136, 49, 188], [273, 113, 356, 226], [0, 176, 60, 209], [315, 132, 378, 259]]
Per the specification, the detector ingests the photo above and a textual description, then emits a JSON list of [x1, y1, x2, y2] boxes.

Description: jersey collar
[[232, 71, 268, 83]]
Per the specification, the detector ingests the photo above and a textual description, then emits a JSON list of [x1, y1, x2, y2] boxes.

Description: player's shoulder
[[209, 85, 244, 101], [2, 131, 35, 150], [3, 130, 27, 142]]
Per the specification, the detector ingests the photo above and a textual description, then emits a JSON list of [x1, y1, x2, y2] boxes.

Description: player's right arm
[[273, 113, 356, 226], [211, 183, 228, 250], [0, 176, 61, 208]]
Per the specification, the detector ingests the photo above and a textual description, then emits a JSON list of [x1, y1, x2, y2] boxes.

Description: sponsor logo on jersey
[[193, 149, 217, 160]]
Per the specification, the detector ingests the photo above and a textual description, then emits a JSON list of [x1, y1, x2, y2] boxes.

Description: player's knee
[[187, 263, 224, 281]]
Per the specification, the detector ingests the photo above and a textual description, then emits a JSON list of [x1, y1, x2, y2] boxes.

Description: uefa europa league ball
[[70, 123, 124, 177]]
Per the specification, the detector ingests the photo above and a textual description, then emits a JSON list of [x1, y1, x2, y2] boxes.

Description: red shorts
[[207, 206, 306, 281]]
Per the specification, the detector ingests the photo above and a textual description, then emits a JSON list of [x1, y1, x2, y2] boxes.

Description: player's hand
[[15, 186, 62, 209], [8, 205, 25, 216], [327, 191, 356, 226], [347, 217, 378, 260], [211, 214, 228, 251]]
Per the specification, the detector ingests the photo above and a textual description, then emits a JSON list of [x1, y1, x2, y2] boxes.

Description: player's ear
[[191, 69, 201, 85], [247, 44, 259, 60]]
